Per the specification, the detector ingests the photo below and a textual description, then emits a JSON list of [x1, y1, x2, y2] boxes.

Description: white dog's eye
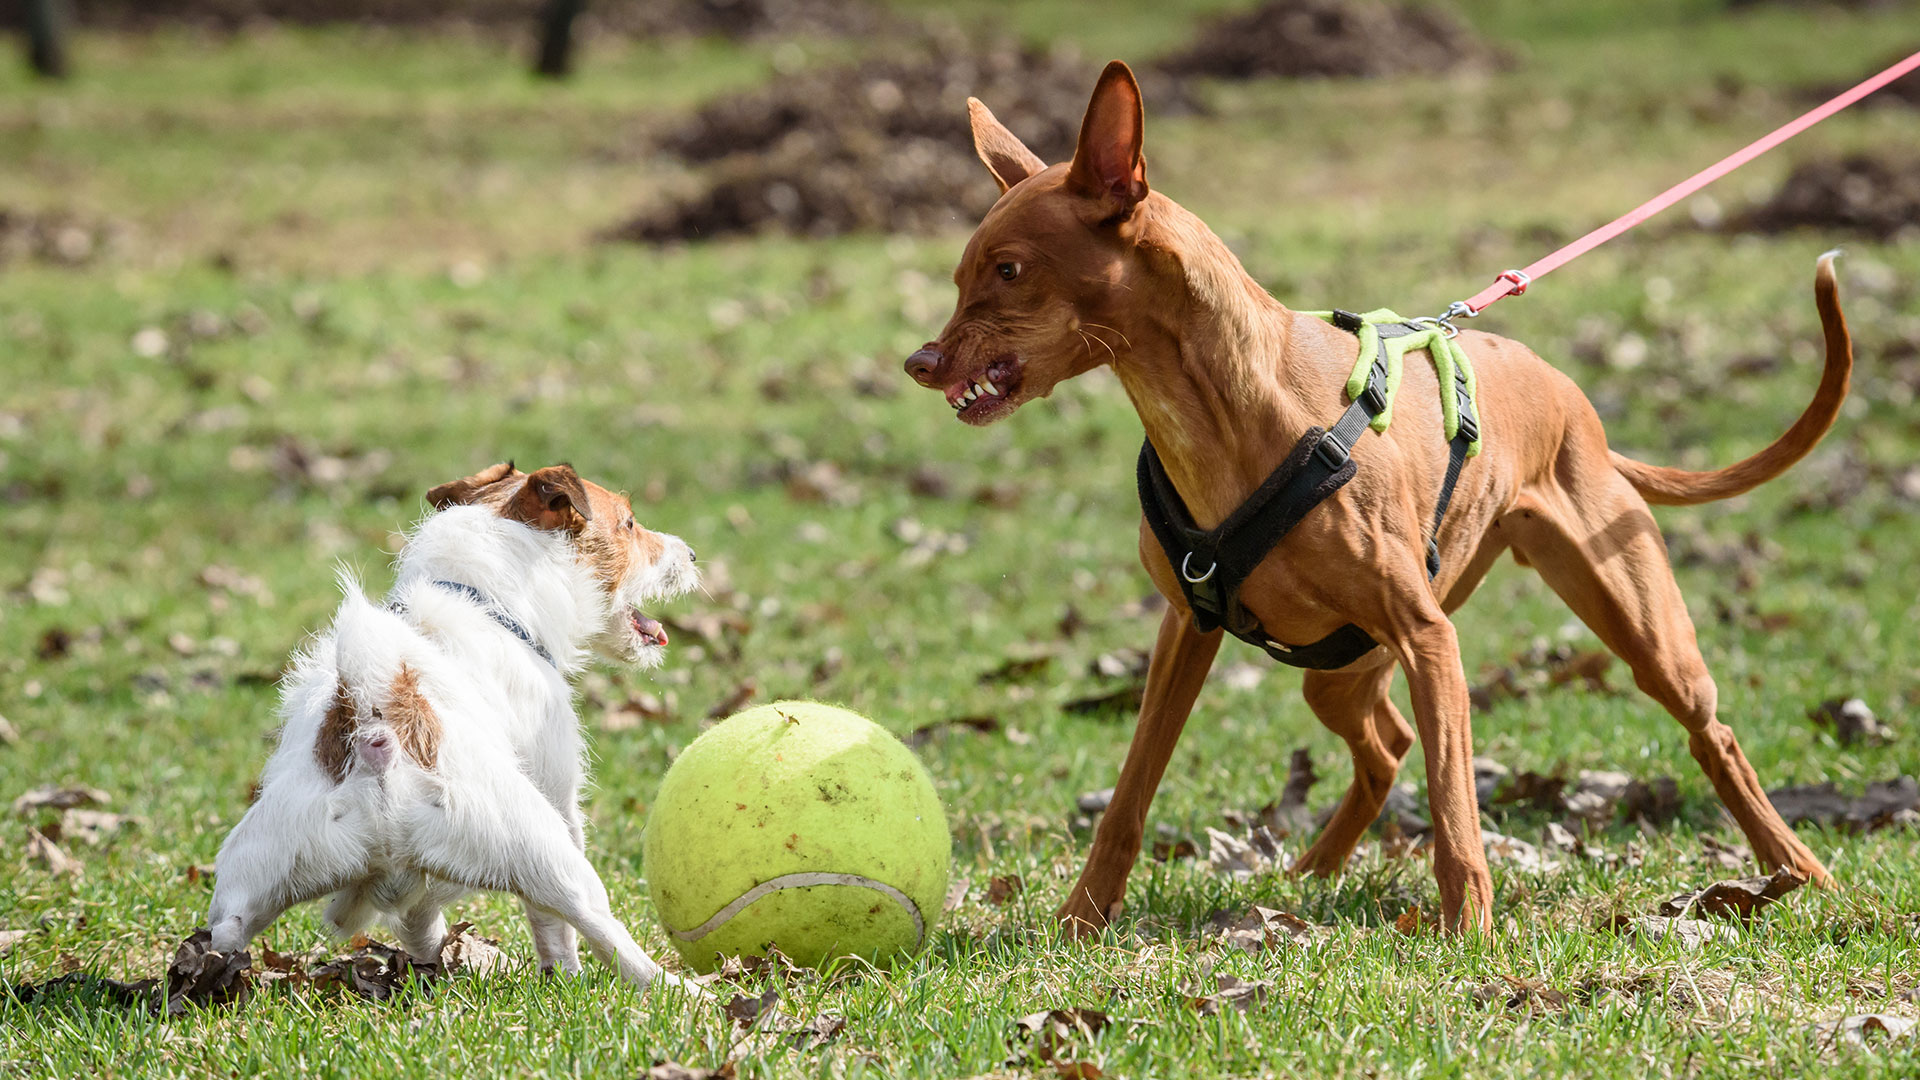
[[625, 517, 635, 530]]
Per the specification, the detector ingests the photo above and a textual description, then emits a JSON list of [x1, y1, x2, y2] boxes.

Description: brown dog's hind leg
[[1057, 605, 1222, 939], [1506, 476, 1831, 885], [1290, 661, 1409, 877]]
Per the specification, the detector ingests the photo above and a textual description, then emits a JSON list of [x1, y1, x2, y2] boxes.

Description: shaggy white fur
[[206, 491, 697, 992]]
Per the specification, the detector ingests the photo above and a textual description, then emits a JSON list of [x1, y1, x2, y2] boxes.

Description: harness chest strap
[[1137, 310, 1480, 670]]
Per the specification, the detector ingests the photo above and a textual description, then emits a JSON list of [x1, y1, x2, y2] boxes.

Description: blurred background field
[[3, 1, 1920, 1076]]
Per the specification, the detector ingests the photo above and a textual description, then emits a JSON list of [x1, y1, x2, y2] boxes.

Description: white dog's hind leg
[[410, 774, 690, 993], [524, 901, 581, 974], [323, 883, 376, 939], [395, 901, 448, 962]]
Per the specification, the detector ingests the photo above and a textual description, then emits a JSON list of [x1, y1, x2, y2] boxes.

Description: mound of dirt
[[1803, 56, 1920, 110], [0, 0, 885, 37], [1156, 0, 1502, 81], [1727, 155, 1920, 240], [607, 36, 1198, 242]]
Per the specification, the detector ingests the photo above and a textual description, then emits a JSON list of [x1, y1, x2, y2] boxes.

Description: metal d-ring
[[1181, 552, 1216, 584]]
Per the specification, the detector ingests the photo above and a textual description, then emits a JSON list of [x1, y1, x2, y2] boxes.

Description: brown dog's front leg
[[1057, 605, 1221, 938], [1393, 613, 1494, 933]]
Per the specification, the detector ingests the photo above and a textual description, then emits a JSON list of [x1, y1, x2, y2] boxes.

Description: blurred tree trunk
[[534, 0, 586, 79], [25, 0, 71, 79]]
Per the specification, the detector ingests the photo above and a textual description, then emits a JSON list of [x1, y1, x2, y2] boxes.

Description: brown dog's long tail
[[1610, 253, 1852, 507]]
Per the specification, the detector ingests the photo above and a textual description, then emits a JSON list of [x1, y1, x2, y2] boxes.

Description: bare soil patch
[[606, 35, 1198, 242], [1156, 0, 1503, 81], [1725, 154, 1920, 240], [0, 0, 886, 38]]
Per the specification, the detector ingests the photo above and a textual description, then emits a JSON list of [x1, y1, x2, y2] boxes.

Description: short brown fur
[[386, 665, 441, 771], [314, 679, 358, 783], [911, 61, 1849, 935]]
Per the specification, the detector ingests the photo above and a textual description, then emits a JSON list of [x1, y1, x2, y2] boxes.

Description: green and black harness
[[1137, 308, 1482, 670]]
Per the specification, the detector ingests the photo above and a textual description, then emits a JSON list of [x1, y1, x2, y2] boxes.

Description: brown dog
[[905, 61, 1851, 933]]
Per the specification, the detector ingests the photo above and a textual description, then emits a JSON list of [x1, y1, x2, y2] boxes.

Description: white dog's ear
[[505, 464, 592, 532], [426, 461, 519, 510]]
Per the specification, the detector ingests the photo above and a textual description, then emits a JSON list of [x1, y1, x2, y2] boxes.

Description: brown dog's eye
[[625, 517, 635, 530], [997, 261, 1021, 281]]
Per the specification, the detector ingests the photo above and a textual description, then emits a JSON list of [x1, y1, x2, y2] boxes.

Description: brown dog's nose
[[904, 343, 944, 386]]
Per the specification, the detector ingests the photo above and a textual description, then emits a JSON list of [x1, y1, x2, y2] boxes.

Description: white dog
[[206, 461, 698, 990]]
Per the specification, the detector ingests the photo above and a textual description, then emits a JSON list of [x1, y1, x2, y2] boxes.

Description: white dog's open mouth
[[630, 609, 669, 648]]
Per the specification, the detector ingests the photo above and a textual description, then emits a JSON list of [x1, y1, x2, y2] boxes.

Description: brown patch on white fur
[[314, 680, 359, 783], [503, 465, 592, 533], [387, 665, 441, 770], [425, 461, 671, 599], [426, 461, 518, 510]]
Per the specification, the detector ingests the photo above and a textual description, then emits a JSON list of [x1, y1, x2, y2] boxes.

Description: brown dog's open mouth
[[946, 356, 1024, 424], [630, 610, 669, 648]]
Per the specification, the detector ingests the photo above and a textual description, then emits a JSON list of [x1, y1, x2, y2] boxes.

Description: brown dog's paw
[[1054, 896, 1119, 940]]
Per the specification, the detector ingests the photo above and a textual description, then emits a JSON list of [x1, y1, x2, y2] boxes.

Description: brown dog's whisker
[[1082, 322, 1134, 353]]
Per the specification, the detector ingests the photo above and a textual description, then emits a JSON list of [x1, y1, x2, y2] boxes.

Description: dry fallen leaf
[[1214, 906, 1328, 953], [59, 808, 131, 845], [1076, 788, 1114, 815], [1188, 972, 1274, 1015], [1810, 697, 1896, 747], [1809, 1013, 1916, 1049], [26, 827, 80, 876], [0, 928, 29, 954], [1613, 915, 1739, 949], [0, 714, 18, 746], [1258, 749, 1318, 837], [13, 784, 111, 816], [646, 1062, 736, 1080], [1472, 973, 1569, 1013], [1699, 835, 1753, 871], [979, 653, 1054, 684], [1202, 825, 1283, 879], [723, 987, 781, 1027], [1062, 684, 1145, 718], [707, 679, 759, 720], [984, 875, 1024, 907], [437, 922, 504, 975], [1008, 1008, 1113, 1073], [1658, 866, 1807, 921], [905, 714, 1002, 748], [783, 1012, 847, 1051], [163, 929, 253, 1014], [1765, 776, 1919, 832], [1482, 829, 1563, 873]]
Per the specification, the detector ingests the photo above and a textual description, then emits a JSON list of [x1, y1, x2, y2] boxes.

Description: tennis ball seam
[[670, 871, 926, 948]]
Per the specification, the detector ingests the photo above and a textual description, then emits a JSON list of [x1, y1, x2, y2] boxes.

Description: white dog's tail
[[317, 586, 444, 780]]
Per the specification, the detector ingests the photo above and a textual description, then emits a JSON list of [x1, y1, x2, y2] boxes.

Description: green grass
[[5, 1, 1920, 1076]]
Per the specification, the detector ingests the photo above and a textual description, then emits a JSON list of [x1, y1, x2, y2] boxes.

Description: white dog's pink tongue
[[632, 612, 668, 647]]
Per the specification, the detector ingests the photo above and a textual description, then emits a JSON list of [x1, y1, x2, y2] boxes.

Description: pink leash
[[1428, 48, 1920, 329]]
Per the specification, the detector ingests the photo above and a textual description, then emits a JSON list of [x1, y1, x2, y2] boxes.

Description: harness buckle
[[1314, 430, 1351, 470], [1360, 373, 1390, 414], [1456, 406, 1479, 443], [1331, 309, 1365, 334], [1266, 638, 1294, 653], [1180, 552, 1217, 584]]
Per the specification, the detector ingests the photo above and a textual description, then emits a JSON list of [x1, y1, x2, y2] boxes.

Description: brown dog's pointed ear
[[1066, 60, 1148, 217], [969, 97, 1047, 194], [505, 464, 592, 532], [426, 461, 519, 510]]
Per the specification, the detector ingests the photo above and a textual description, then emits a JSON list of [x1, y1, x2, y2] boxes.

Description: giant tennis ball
[[644, 700, 950, 973]]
